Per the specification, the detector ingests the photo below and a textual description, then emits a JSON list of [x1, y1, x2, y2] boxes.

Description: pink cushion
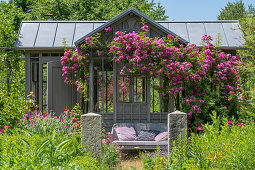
[[154, 131, 168, 142], [114, 126, 136, 141]]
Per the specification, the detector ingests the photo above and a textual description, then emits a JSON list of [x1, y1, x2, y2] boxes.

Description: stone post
[[81, 113, 102, 157], [168, 110, 187, 153]]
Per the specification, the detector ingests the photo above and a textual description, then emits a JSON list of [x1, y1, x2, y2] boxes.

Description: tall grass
[[0, 130, 83, 169], [141, 114, 255, 169]]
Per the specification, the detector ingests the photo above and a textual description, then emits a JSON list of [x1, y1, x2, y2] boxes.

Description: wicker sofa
[[111, 123, 168, 150]]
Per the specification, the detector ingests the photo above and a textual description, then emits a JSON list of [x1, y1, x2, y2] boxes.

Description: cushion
[[155, 131, 168, 142], [114, 126, 136, 141], [135, 130, 159, 141]]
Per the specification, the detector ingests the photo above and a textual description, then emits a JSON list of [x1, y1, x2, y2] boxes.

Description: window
[[117, 76, 146, 103]]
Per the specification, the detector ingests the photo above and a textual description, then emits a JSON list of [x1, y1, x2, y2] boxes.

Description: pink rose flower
[[197, 126, 203, 131], [141, 25, 149, 31], [105, 27, 112, 32]]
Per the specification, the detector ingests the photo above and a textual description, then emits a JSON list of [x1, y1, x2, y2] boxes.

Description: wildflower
[[77, 122, 80, 126], [227, 120, 231, 125], [6, 125, 10, 129], [197, 126, 203, 131], [237, 123, 242, 127], [66, 125, 69, 128], [72, 117, 77, 121]]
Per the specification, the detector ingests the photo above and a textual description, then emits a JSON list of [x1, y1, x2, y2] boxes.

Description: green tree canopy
[[217, 0, 255, 20], [13, 0, 168, 21], [218, 0, 246, 20]]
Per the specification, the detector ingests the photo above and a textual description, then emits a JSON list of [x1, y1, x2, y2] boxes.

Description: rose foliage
[[61, 25, 244, 124]]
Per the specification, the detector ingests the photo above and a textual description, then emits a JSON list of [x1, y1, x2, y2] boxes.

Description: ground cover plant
[[141, 113, 255, 169]]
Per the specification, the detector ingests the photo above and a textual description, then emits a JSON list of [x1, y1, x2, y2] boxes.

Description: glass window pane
[[134, 76, 146, 102], [118, 76, 130, 102], [150, 78, 160, 112]]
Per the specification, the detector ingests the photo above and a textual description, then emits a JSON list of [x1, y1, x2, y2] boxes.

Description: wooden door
[[47, 60, 78, 116]]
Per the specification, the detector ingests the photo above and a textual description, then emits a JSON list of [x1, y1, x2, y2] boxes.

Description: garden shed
[[15, 8, 244, 131]]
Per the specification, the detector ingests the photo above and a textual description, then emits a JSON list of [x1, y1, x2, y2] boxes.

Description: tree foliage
[[217, 0, 247, 20], [13, 0, 168, 21]]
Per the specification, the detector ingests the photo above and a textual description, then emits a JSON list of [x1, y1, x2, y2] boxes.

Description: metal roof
[[15, 20, 245, 50]]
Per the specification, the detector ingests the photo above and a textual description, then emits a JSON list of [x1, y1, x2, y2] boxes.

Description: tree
[[218, 0, 246, 20], [0, 1, 26, 128], [16, 0, 168, 21], [0, 1, 25, 94]]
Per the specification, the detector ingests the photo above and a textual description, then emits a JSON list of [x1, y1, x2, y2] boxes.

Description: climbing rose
[[141, 25, 149, 31], [6, 125, 10, 129], [105, 26, 112, 32], [227, 120, 231, 125]]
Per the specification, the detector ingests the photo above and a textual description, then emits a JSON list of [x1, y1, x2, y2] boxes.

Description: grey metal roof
[[15, 20, 245, 50]]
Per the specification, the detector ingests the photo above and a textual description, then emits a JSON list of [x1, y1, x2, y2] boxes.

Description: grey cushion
[[135, 130, 159, 141]]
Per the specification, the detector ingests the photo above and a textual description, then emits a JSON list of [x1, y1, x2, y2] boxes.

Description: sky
[[2, 0, 255, 20], [154, 0, 255, 20]]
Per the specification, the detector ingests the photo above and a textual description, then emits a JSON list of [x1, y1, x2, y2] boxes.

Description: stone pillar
[[168, 110, 187, 153], [81, 113, 102, 157]]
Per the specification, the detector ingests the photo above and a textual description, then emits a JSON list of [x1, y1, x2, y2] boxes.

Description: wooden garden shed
[[15, 8, 244, 131]]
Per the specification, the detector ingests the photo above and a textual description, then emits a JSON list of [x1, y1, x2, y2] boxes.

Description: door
[[114, 63, 150, 123], [47, 60, 78, 116]]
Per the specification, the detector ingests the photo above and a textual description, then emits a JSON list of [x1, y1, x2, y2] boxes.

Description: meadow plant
[[100, 130, 121, 169], [140, 114, 255, 169], [17, 105, 81, 136]]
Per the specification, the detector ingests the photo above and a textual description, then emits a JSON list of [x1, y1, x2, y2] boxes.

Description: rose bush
[[61, 25, 244, 130]]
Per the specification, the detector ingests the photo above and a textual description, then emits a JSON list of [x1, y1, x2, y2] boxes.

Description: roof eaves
[[14, 46, 74, 51], [157, 20, 239, 23]]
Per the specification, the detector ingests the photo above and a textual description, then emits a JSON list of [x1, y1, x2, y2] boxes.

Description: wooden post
[[89, 59, 94, 112], [39, 53, 43, 112], [113, 61, 117, 123], [25, 52, 31, 97]]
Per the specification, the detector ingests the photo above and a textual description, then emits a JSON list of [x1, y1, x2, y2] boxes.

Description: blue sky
[[2, 0, 255, 20], [154, 0, 255, 20]]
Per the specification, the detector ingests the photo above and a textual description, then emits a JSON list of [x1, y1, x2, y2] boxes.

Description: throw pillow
[[135, 130, 159, 141], [154, 131, 168, 142], [114, 126, 136, 141]]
